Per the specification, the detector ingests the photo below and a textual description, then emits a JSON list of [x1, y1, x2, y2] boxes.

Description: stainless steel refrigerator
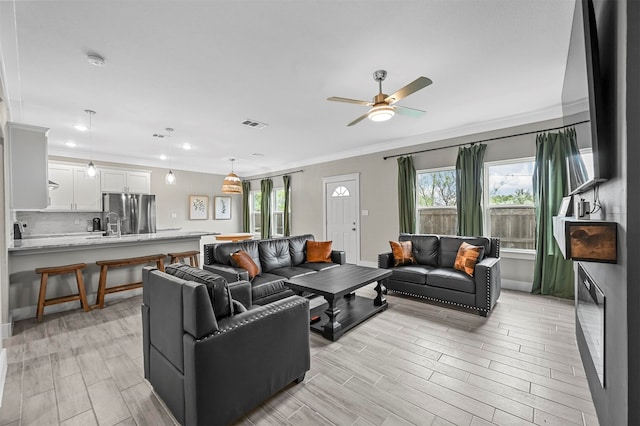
[[102, 193, 156, 234]]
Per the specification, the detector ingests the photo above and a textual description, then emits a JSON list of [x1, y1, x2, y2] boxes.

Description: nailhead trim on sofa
[[196, 297, 308, 341]]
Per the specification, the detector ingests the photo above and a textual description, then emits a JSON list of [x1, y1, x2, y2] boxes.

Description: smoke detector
[[87, 54, 106, 67]]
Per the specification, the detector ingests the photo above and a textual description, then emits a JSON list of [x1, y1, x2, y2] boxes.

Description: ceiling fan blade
[[394, 105, 426, 118], [385, 76, 433, 104], [327, 96, 373, 106], [347, 113, 369, 126]]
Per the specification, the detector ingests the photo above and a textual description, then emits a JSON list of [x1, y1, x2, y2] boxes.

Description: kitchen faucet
[[105, 212, 121, 237]]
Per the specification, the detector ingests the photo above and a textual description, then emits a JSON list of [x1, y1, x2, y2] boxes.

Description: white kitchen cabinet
[[100, 169, 151, 194], [47, 163, 101, 212], [7, 122, 49, 210]]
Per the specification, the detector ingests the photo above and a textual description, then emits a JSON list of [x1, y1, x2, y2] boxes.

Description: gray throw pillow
[[165, 263, 234, 320]]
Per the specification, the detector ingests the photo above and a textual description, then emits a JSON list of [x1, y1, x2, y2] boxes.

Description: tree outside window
[[416, 169, 457, 235]]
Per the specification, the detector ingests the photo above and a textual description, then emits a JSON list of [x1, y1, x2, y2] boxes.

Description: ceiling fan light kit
[[368, 104, 395, 122], [328, 70, 431, 126]]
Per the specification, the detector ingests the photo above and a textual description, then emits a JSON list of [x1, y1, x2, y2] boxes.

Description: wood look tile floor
[[0, 288, 598, 426]]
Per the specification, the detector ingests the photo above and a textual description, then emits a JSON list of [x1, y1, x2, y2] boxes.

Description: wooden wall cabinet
[[553, 216, 617, 263]]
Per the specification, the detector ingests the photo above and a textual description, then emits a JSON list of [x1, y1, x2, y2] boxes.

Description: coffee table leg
[[323, 297, 343, 341], [374, 279, 387, 307]]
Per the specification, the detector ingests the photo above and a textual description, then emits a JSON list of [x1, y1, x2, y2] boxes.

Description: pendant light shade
[[87, 161, 97, 178], [165, 169, 176, 185], [222, 158, 242, 194], [85, 110, 97, 178]]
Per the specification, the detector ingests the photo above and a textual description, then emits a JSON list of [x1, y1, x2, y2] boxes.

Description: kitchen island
[[8, 230, 218, 321]]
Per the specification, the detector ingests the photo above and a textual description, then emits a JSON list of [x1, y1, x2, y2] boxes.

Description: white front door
[[324, 174, 359, 264]]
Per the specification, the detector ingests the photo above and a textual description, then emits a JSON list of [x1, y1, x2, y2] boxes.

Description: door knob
[[352, 228, 356, 231]]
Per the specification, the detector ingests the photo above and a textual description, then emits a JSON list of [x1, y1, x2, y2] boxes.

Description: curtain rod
[[382, 119, 590, 160], [244, 169, 304, 182]]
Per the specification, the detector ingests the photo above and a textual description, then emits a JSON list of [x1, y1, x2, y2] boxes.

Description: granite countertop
[[9, 230, 219, 252]]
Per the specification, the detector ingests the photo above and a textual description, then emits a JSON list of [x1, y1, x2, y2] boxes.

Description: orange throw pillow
[[230, 250, 259, 279], [390, 241, 415, 266], [306, 240, 333, 263], [453, 242, 482, 277]]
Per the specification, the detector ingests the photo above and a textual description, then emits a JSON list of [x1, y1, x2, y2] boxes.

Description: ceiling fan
[[327, 70, 432, 126]]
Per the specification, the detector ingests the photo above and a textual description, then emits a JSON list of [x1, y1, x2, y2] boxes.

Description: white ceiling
[[0, 0, 576, 177]]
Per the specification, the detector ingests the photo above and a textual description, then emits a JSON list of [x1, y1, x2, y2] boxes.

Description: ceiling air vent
[[241, 119, 268, 129]]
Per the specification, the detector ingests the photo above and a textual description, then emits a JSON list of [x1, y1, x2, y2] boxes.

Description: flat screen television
[[562, 0, 609, 195]]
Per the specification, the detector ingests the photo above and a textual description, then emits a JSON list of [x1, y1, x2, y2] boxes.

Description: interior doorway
[[323, 173, 360, 264]]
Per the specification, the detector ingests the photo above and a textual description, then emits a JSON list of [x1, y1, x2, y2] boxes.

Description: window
[[332, 186, 350, 197], [272, 188, 288, 237], [249, 188, 290, 237], [249, 191, 262, 234], [484, 159, 536, 250], [416, 150, 595, 252], [416, 168, 457, 235]]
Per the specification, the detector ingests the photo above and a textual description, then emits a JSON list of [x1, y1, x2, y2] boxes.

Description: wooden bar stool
[[35, 263, 91, 322], [168, 250, 200, 267], [95, 254, 165, 309]]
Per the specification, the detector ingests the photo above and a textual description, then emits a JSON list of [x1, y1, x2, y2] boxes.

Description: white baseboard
[[10, 288, 143, 321], [0, 348, 6, 407], [0, 321, 11, 340], [502, 279, 532, 292], [357, 260, 378, 268]]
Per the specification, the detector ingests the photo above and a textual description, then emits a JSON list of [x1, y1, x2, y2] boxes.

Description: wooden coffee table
[[285, 264, 391, 341]]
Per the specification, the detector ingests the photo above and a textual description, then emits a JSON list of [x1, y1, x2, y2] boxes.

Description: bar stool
[[95, 254, 165, 309], [168, 250, 200, 267], [35, 263, 91, 322]]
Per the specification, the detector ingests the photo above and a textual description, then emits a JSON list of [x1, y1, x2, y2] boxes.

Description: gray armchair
[[142, 267, 310, 425]]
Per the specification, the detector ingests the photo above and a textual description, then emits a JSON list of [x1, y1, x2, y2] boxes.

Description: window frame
[[415, 166, 458, 235], [482, 156, 536, 255]]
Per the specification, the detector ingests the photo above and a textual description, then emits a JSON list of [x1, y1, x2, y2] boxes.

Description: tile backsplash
[[15, 211, 103, 237]]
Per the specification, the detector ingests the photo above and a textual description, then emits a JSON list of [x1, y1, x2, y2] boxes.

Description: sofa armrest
[[203, 264, 249, 283], [474, 257, 501, 314], [378, 252, 394, 269], [228, 280, 252, 309], [182, 296, 310, 425], [331, 250, 346, 265]]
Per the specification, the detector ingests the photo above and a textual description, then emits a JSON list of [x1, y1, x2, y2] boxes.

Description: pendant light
[[85, 110, 97, 178], [164, 128, 177, 185], [222, 158, 242, 194]]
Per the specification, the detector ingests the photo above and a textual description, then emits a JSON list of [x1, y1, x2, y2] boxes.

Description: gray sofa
[[378, 234, 501, 316], [142, 265, 310, 425], [204, 234, 346, 305]]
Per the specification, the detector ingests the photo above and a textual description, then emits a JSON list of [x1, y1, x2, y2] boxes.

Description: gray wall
[[246, 117, 590, 290], [573, 1, 631, 424]]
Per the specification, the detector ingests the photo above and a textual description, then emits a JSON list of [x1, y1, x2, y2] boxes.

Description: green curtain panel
[[260, 178, 273, 239], [397, 156, 416, 233], [456, 144, 487, 236], [283, 175, 291, 236], [241, 181, 251, 233], [531, 129, 583, 298]]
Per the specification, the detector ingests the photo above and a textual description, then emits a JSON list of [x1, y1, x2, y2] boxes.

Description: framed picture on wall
[[189, 195, 209, 220], [214, 196, 232, 220]]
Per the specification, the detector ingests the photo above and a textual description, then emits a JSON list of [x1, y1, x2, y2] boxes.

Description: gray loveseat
[[378, 234, 501, 316], [142, 265, 310, 425], [204, 234, 346, 305]]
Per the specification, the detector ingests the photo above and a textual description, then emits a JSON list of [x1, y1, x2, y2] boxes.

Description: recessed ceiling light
[[74, 124, 88, 131], [65, 141, 77, 147], [159, 154, 167, 160], [87, 53, 106, 67], [182, 143, 191, 150]]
